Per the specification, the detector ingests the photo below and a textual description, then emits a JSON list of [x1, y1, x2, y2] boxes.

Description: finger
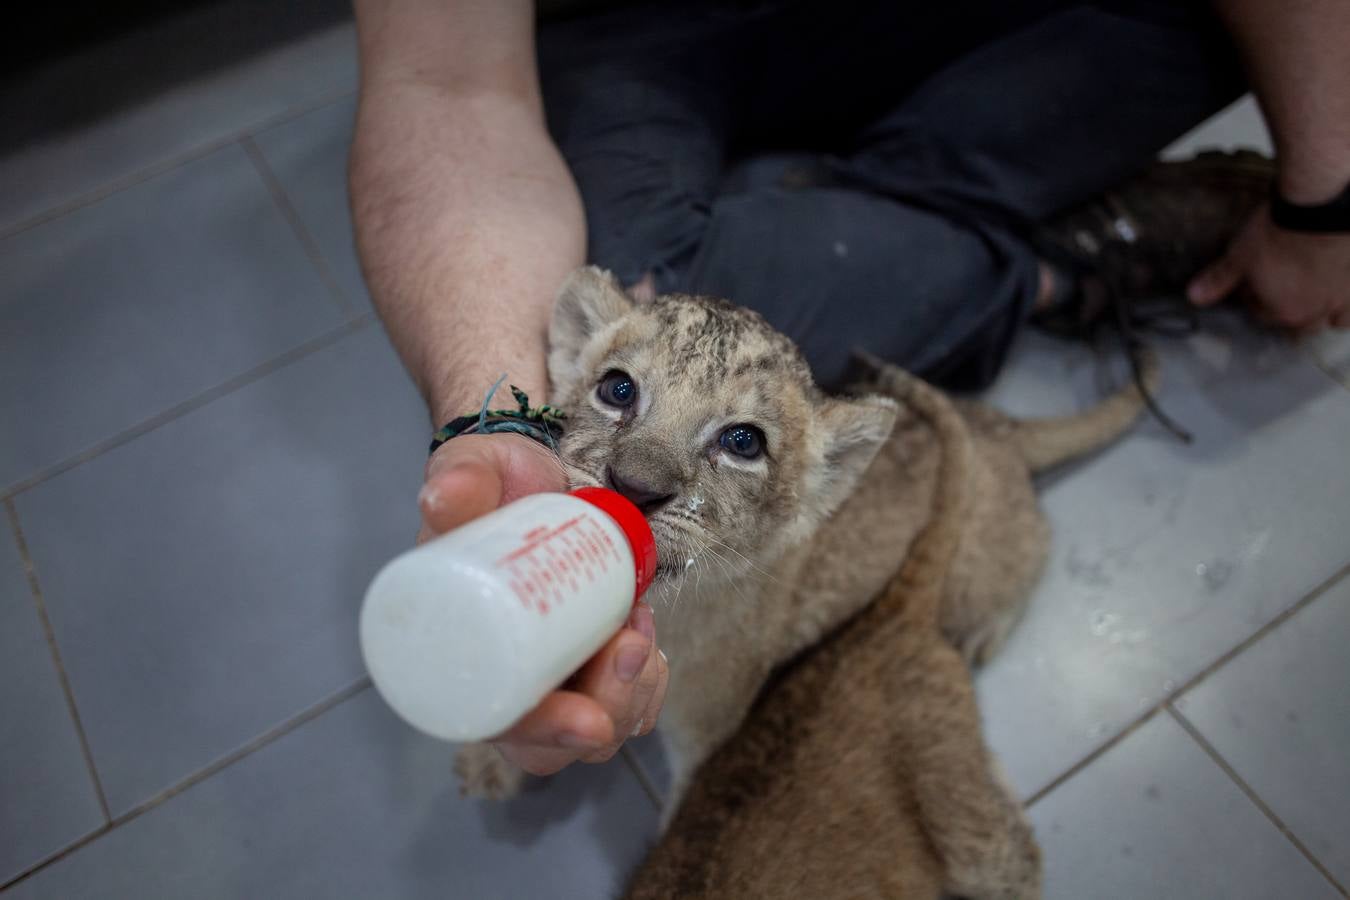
[[419, 446, 504, 540], [417, 434, 566, 541], [571, 611, 661, 760], [1272, 302, 1331, 334], [1187, 253, 1244, 307], [492, 690, 615, 776], [581, 642, 665, 761], [1292, 313, 1334, 338]]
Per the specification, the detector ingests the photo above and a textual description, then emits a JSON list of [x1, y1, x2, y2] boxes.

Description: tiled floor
[[3, 11, 1347, 900]]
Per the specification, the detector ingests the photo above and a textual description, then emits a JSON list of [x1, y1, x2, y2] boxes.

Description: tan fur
[[625, 365, 1041, 900], [456, 267, 1150, 806]]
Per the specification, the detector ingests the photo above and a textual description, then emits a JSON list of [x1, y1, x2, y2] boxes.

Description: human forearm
[[349, 5, 584, 424], [1213, 0, 1350, 202], [351, 87, 584, 423]]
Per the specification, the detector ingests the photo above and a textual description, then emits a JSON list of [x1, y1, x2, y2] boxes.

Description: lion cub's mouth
[[646, 527, 698, 583]]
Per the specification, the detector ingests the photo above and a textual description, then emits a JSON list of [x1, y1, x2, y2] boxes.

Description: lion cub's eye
[[597, 370, 638, 408], [719, 424, 765, 459]]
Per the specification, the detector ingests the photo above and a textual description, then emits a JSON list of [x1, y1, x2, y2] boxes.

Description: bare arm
[[350, 0, 583, 422], [1212, 0, 1350, 203], [1189, 0, 1350, 329], [350, 0, 668, 774]]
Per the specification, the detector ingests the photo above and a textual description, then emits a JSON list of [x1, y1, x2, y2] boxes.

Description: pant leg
[[536, 2, 748, 292], [535, 0, 1059, 298], [838, 1, 1244, 226], [687, 1, 1244, 390], [539, 2, 1244, 391], [682, 183, 1036, 390]]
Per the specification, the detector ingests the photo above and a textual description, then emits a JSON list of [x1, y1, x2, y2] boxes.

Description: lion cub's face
[[548, 268, 896, 583]]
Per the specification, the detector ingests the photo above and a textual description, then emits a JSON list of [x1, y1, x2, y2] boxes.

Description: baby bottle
[[359, 487, 657, 742]]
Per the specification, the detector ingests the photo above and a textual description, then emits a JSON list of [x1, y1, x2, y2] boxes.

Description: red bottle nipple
[[570, 487, 658, 599]]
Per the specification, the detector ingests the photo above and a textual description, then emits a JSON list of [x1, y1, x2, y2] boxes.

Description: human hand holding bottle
[[416, 432, 668, 774]]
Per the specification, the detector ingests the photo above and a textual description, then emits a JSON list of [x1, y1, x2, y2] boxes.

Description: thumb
[[1187, 250, 1244, 307], [417, 441, 505, 542]]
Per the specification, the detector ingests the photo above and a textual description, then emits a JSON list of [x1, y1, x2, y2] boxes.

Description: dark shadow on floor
[[0, 0, 351, 154]]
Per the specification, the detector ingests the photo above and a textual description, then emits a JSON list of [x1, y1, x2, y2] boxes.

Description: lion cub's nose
[[605, 466, 676, 515]]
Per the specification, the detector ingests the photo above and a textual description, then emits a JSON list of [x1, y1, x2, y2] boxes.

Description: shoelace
[[1055, 196, 1197, 444]]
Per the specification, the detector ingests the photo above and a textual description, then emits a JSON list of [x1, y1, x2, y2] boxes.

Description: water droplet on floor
[[1090, 610, 1120, 636], [1196, 558, 1234, 591]]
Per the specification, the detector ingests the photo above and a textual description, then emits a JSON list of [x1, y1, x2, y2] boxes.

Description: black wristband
[[1270, 180, 1350, 233], [428, 381, 566, 457]]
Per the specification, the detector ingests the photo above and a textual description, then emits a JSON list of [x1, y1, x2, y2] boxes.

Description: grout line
[[1025, 559, 1350, 810], [619, 744, 665, 813], [4, 499, 113, 824], [239, 135, 357, 317], [1024, 707, 1161, 809], [1295, 333, 1350, 394], [0, 88, 357, 243], [1167, 560, 1350, 701], [1309, 354, 1350, 395], [0, 677, 372, 894], [116, 677, 372, 823], [0, 313, 374, 501], [1167, 704, 1349, 898]]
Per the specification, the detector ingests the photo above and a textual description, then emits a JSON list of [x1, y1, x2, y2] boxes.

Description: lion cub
[[625, 363, 1041, 900], [458, 266, 1149, 805]]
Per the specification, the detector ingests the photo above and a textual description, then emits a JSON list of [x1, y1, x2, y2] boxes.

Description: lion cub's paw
[[454, 742, 526, 800]]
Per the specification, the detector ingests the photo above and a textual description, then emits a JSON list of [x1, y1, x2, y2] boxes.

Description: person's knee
[[680, 187, 1036, 390], [576, 153, 713, 290]]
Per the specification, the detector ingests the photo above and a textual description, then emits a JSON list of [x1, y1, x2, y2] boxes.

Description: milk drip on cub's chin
[[359, 487, 658, 743]]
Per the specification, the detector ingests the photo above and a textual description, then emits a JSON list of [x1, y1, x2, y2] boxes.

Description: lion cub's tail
[[1009, 350, 1159, 474]]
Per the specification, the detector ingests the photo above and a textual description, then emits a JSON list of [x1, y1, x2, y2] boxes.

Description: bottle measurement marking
[[496, 514, 623, 614]]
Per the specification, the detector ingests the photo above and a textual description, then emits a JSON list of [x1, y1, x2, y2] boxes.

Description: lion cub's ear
[[804, 395, 900, 522], [548, 266, 634, 397]]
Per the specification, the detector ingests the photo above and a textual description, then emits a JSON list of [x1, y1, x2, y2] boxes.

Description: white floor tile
[[0, 524, 104, 884], [14, 326, 426, 815], [977, 320, 1350, 796], [0, 14, 355, 232], [251, 97, 369, 309], [1175, 577, 1350, 886], [0, 143, 343, 492], [5, 690, 658, 899], [1030, 711, 1339, 900]]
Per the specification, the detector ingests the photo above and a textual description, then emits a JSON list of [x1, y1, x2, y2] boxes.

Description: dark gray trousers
[[538, 0, 1243, 389]]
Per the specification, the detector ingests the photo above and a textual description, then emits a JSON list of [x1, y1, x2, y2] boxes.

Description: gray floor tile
[[5, 689, 658, 900], [1030, 711, 1339, 900], [0, 522, 105, 885], [624, 729, 673, 806], [1174, 577, 1350, 886], [975, 317, 1350, 797], [0, 143, 344, 493], [251, 97, 370, 309], [1309, 330, 1350, 389], [0, 11, 356, 232], [13, 326, 427, 816]]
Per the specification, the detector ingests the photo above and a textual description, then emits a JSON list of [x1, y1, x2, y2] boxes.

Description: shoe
[[1032, 149, 1274, 441], [1034, 149, 1273, 337]]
